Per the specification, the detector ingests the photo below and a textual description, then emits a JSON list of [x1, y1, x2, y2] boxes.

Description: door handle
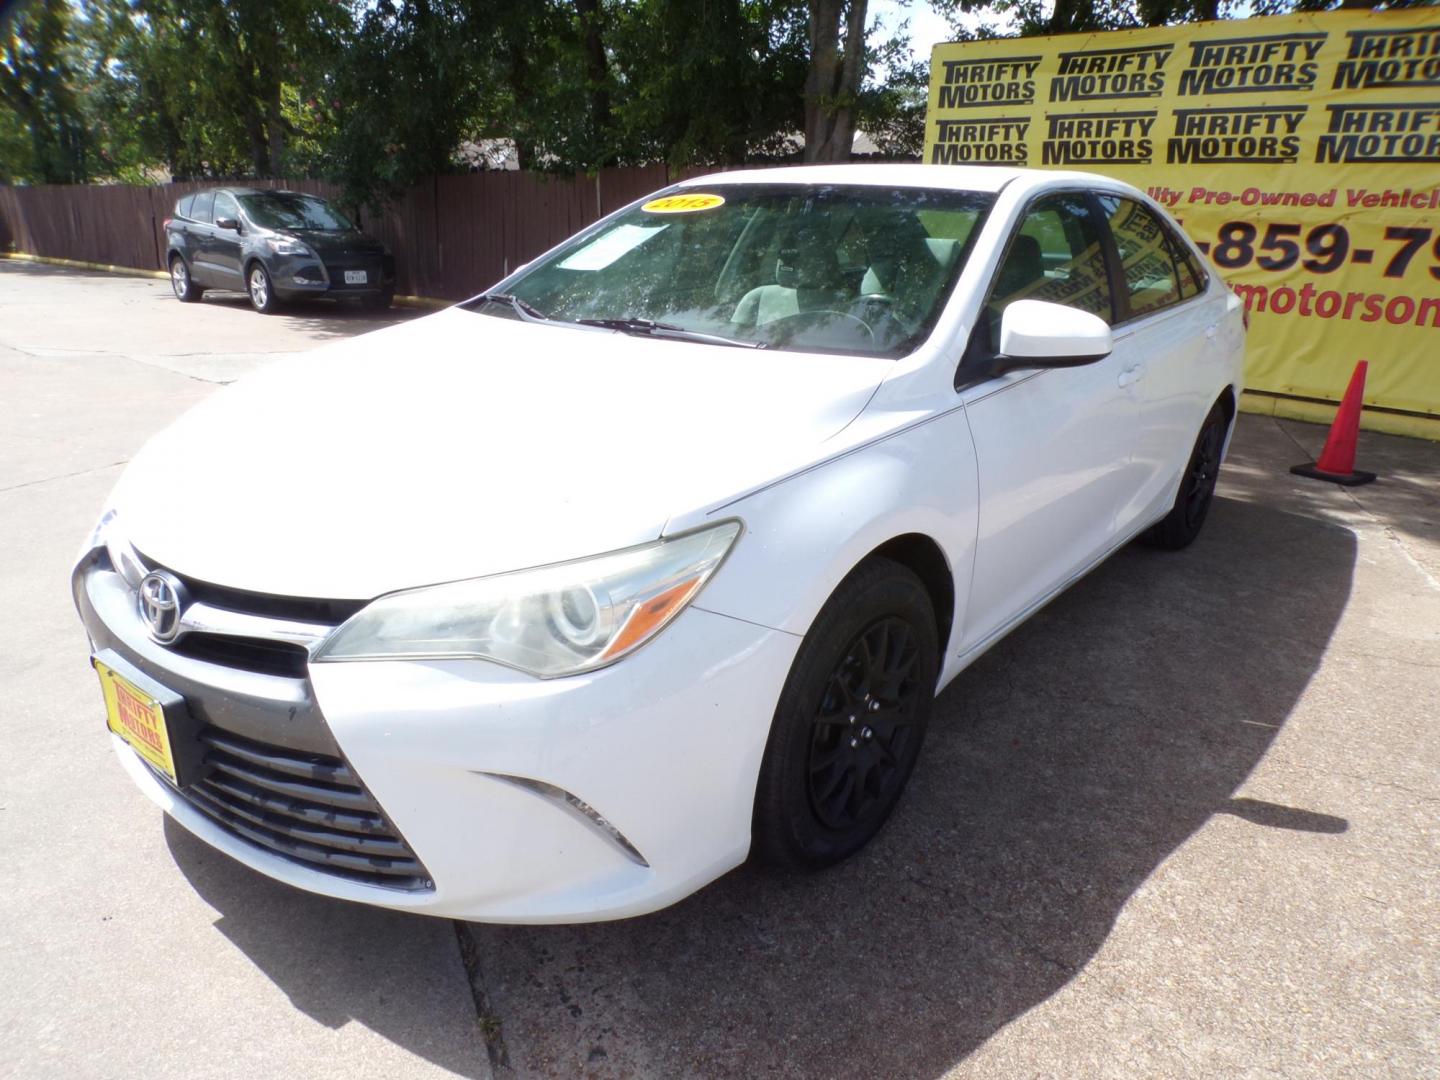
[[1117, 365, 1143, 389]]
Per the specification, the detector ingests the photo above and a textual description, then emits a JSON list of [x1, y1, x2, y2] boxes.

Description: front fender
[[691, 407, 979, 657]]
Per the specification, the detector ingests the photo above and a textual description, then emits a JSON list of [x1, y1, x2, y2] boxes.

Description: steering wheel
[[768, 309, 876, 344], [848, 294, 896, 327]]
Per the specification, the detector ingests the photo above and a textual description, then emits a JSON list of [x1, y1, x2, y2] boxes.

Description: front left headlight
[[313, 521, 742, 678], [265, 236, 314, 257]]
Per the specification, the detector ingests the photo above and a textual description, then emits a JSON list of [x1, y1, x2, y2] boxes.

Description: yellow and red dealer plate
[[95, 657, 177, 783]]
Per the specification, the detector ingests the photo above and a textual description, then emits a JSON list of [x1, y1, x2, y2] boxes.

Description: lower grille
[[178, 727, 431, 891]]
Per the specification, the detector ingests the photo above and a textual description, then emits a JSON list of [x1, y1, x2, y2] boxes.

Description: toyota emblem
[[138, 571, 188, 644]]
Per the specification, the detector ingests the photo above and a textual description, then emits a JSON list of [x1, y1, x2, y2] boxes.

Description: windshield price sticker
[[641, 193, 725, 214]]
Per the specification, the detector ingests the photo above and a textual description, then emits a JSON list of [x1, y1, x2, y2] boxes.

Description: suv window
[[175, 195, 193, 219], [984, 192, 1114, 347], [1098, 195, 1183, 320], [191, 191, 215, 225], [213, 192, 239, 225]]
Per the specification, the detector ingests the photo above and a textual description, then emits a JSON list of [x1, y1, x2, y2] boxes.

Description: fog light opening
[[483, 773, 649, 867]]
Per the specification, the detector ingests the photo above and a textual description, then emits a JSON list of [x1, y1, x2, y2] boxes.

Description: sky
[[869, 0, 1023, 71]]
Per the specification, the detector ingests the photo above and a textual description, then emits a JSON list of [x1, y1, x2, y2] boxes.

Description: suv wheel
[[170, 256, 203, 303], [247, 263, 281, 314]]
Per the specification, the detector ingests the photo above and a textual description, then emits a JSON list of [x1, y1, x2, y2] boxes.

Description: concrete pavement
[[1, 262, 488, 1080], [2, 259, 1436, 1078]]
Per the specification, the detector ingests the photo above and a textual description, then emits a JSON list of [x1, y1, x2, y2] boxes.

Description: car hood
[[281, 229, 385, 257], [112, 309, 890, 599]]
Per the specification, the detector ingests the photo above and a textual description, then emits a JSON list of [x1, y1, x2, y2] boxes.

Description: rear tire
[[1143, 400, 1228, 550], [247, 262, 282, 314], [170, 256, 203, 303], [753, 558, 938, 870]]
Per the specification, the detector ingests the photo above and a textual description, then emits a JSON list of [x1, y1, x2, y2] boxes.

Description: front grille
[[171, 633, 310, 679], [134, 553, 363, 679], [141, 555, 366, 626], [178, 727, 431, 891]]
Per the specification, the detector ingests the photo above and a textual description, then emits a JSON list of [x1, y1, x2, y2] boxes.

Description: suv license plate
[[344, 270, 368, 285]]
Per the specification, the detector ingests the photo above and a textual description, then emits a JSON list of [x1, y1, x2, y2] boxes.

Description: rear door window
[[175, 195, 193, 219], [1165, 226, 1208, 300], [1098, 195, 1182, 320], [191, 191, 215, 225]]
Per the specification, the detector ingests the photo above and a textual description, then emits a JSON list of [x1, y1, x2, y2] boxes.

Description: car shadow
[[461, 494, 1358, 1077], [162, 816, 489, 1078], [158, 494, 1355, 1079], [196, 289, 424, 337]]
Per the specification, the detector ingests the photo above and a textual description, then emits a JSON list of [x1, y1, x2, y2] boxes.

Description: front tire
[[1143, 400, 1228, 550], [360, 287, 394, 312], [170, 256, 203, 303], [753, 558, 938, 870], [247, 262, 282, 314]]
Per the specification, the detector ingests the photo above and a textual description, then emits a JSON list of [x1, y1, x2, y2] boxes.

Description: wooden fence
[[0, 165, 683, 300]]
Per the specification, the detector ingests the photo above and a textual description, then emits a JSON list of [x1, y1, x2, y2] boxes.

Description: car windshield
[[240, 192, 354, 231], [470, 183, 994, 357]]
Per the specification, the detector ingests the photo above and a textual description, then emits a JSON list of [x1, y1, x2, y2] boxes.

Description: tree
[[611, 0, 809, 167], [803, 0, 868, 161], [0, 0, 93, 183]]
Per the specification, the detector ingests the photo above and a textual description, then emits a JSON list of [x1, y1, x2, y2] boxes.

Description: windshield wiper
[[576, 317, 765, 350], [469, 292, 553, 322]]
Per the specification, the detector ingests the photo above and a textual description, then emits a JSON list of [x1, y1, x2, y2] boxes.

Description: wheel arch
[[866, 534, 955, 659], [1216, 383, 1239, 459]]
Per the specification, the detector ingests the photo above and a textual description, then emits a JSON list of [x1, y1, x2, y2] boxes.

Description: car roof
[[676, 163, 1141, 198], [190, 187, 321, 197]]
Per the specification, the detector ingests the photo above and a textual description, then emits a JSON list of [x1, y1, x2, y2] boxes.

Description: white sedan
[[75, 165, 1245, 923]]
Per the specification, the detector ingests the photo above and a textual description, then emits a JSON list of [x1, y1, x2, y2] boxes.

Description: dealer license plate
[[95, 657, 178, 784], [344, 270, 368, 285]]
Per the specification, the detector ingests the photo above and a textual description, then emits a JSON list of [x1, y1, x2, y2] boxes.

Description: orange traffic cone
[[1290, 360, 1376, 486]]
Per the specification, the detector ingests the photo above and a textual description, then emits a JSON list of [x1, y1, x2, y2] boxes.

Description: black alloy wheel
[[808, 616, 924, 832], [753, 558, 938, 869], [1144, 399, 1228, 550]]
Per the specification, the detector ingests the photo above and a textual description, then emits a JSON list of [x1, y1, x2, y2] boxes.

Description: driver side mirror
[[215, 216, 239, 231], [989, 299, 1112, 377]]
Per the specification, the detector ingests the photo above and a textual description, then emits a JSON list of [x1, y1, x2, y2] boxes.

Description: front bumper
[[75, 549, 799, 923], [274, 252, 396, 300]]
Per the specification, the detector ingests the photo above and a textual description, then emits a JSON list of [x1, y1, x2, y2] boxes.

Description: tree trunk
[[574, 0, 612, 164], [803, 0, 867, 163]]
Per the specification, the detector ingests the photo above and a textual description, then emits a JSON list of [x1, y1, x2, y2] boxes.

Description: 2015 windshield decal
[[641, 193, 726, 213]]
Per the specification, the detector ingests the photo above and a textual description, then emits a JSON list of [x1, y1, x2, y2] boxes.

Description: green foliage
[[610, 0, 810, 166], [1, 0, 94, 183], [6, 0, 1395, 198]]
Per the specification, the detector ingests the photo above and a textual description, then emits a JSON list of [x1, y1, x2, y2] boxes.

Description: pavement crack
[[0, 460, 128, 493], [453, 921, 511, 1075]]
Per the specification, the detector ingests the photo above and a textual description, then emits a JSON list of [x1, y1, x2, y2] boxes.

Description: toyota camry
[[75, 165, 1245, 923]]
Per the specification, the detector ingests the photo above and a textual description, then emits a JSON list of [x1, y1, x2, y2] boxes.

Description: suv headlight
[[265, 236, 314, 257], [313, 521, 741, 678]]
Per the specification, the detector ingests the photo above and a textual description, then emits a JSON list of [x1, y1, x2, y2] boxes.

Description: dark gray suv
[[163, 188, 397, 313]]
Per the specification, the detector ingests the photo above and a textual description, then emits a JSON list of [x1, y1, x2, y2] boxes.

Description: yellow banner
[[926, 11, 1440, 435]]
